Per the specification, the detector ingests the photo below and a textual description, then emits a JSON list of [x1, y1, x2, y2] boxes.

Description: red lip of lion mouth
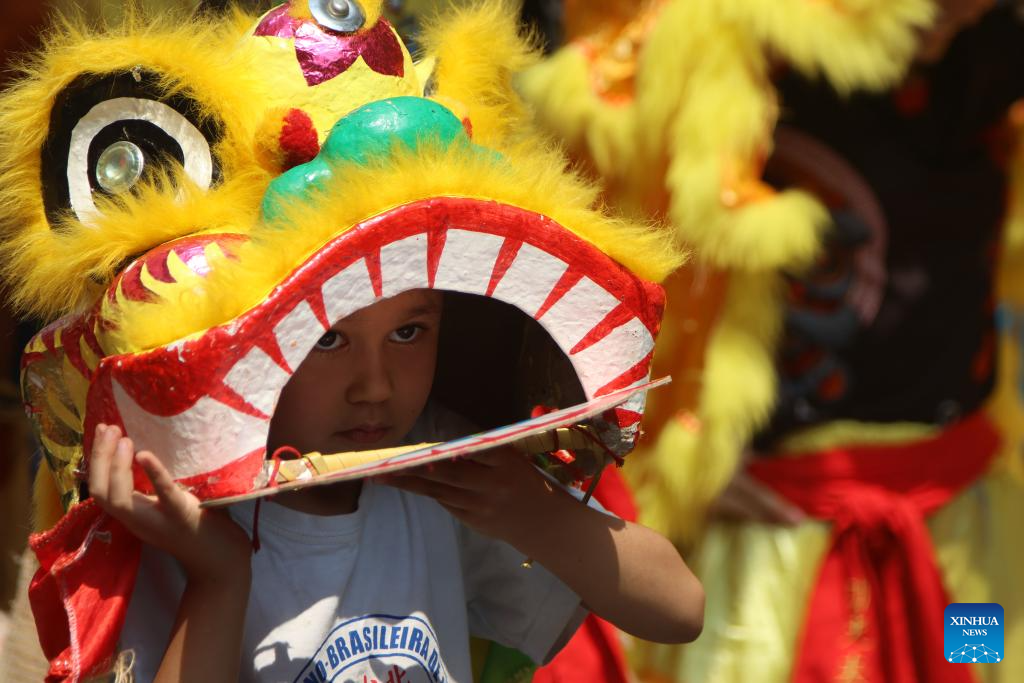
[[81, 197, 663, 500]]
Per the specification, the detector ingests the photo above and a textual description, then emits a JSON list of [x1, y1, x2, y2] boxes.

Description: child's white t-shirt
[[120, 406, 589, 683]]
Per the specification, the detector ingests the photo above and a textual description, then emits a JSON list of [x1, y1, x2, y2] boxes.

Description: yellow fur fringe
[[521, 0, 933, 269], [720, 0, 936, 94], [0, 8, 271, 320], [418, 0, 541, 149], [627, 271, 785, 544], [521, 0, 936, 545], [106, 141, 683, 354]]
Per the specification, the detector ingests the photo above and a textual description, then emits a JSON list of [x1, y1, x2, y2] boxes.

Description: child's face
[[267, 289, 443, 455]]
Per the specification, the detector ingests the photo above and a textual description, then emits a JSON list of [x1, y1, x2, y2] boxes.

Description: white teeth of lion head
[[223, 346, 291, 417], [317, 228, 652, 410], [434, 230, 505, 295], [538, 277, 620, 353], [571, 317, 655, 395], [113, 380, 268, 481], [322, 259, 377, 323], [380, 233, 429, 297], [112, 223, 656, 485], [273, 300, 328, 373], [490, 243, 568, 316], [255, 228, 656, 440]]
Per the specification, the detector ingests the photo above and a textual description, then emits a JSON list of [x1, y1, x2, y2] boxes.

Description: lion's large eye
[[310, 0, 366, 33], [94, 140, 146, 194], [41, 70, 223, 227]]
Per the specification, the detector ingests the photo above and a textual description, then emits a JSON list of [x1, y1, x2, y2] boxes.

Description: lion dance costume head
[[0, 2, 680, 679]]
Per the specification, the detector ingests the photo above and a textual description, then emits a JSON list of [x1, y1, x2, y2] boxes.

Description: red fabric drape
[[29, 499, 142, 683], [749, 413, 999, 683]]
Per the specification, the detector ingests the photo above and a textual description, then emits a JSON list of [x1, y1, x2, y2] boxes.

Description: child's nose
[[345, 351, 392, 404]]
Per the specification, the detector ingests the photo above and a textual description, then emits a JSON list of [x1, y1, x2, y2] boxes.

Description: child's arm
[[383, 448, 705, 644], [89, 424, 253, 682]]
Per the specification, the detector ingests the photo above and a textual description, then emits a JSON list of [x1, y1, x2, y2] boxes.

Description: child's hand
[[381, 446, 556, 546], [384, 447, 705, 643], [88, 424, 252, 584]]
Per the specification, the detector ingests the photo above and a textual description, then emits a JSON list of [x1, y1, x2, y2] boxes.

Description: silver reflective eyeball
[[310, 0, 366, 33], [95, 141, 145, 194]]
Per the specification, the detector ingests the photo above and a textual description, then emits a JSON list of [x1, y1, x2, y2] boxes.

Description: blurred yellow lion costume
[[521, 1, 1024, 682]]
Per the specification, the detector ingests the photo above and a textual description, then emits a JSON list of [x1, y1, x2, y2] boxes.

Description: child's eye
[[314, 330, 347, 350], [389, 325, 423, 343]]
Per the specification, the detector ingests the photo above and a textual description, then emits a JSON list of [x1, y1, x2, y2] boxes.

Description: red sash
[[29, 499, 141, 683], [749, 413, 999, 683]]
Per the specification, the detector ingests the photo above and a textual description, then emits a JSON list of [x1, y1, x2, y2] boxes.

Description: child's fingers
[[136, 451, 190, 512], [469, 447, 514, 467], [399, 460, 488, 490], [87, 424, 119, 501], [384, 473, 477, 511], [107, 437, 137, 512]]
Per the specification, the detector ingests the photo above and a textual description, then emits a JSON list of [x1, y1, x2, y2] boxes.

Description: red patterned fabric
[[29, 500, 142, 683], [749, 413, 999, 683]]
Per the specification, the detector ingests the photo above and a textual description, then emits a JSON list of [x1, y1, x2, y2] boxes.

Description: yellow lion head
[[1, 0, 679, 514]]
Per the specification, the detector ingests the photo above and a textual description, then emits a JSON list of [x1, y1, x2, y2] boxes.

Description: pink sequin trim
[[255, 5, 405, 86]]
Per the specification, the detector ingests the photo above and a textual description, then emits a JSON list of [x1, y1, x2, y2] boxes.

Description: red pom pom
[[279, 108, 320, 170]]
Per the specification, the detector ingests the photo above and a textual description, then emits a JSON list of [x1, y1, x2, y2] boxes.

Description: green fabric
[[478, 642, 538, 683]]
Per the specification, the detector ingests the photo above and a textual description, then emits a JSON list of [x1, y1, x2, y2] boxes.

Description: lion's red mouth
[[83, 198, 664, 499]]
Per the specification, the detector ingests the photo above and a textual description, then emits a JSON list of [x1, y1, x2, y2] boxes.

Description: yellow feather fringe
[[0, 9, 270, 320], [521, 0, 936, 546], [418, 0, 541, 149], [628, 271, 785, 544], [105, 141, 683, 355]]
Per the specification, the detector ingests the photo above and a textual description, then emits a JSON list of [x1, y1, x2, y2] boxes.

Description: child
[[90, 288, 705, 683]]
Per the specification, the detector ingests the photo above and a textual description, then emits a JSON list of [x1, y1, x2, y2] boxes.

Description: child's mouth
[[337, 426, 391, 445]]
